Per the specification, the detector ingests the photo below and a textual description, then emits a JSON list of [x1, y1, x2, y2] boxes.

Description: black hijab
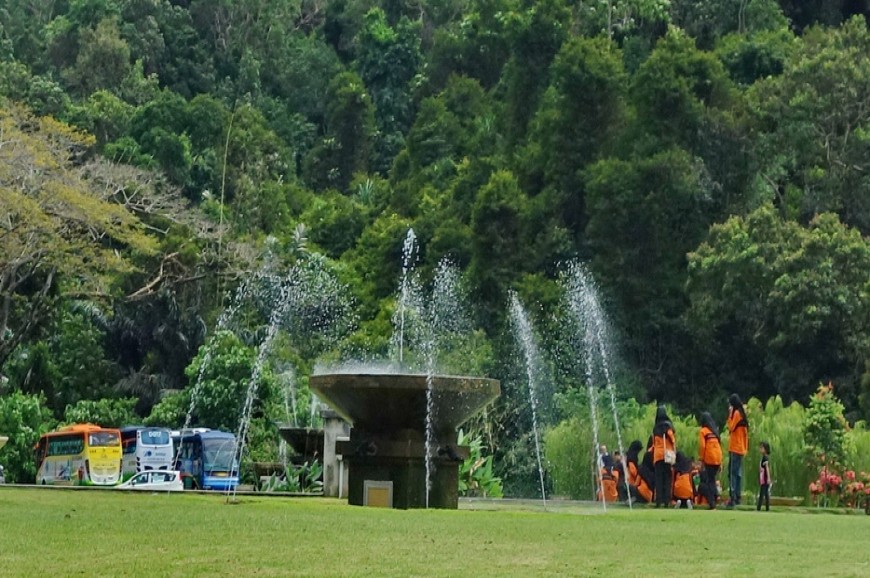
[[729, 393, 749, 427], [639, 447, 655, 487], [674, 451, 692, 474], [626, 440, 643, 465], [700, 412, 720, 439], [652, 405, 674, 437]]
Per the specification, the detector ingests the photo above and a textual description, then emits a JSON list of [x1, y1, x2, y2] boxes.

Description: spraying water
[[564, 261, 631, 509], [508, 292, 548, 507], [228, 282, 291, 502], [177, 278, 252, 467], [277, 366, 298, 470], [222, 254, 356, 501], [393, 229, 419, 366]]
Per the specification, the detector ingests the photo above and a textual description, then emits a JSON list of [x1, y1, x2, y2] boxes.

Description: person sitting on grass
[[623, 440, 653, 504], [672, 452, 695, 509], [597, 454, 619, 502]]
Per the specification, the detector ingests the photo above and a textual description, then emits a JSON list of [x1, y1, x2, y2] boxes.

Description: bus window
[[89, 432, 120, 447], [48, 434, 84, 456], [141, 429, 170, 446]]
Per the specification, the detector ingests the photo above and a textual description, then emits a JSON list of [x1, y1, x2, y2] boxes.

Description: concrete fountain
[[310, 371, 499, 509]]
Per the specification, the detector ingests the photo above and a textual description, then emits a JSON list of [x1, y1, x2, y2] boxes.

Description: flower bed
[[809, 468, 870, 513]]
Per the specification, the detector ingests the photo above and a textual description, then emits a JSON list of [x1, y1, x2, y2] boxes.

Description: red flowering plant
[[809, 468, 870, 511], [803, 384, 852, 508]]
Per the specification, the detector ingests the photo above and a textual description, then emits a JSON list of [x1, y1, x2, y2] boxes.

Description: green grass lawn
[[1, 488, 868, 577]]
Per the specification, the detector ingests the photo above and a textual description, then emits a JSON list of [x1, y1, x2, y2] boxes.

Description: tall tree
[[0, 105, 158, 367], [749, 17, 870, 233], [687, 204, 870, 406]]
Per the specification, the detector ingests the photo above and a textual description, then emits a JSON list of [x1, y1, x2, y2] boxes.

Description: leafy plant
[[63, 398, 138, 427], [804, 383, 851, 474], [458, 428, 503, 498], [0, 392, 55, 483], [260, 461, 323, 493]]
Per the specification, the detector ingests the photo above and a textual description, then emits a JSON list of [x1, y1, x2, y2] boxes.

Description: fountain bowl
[[277, 426, 325, 459], [310, 373, 499, 437]]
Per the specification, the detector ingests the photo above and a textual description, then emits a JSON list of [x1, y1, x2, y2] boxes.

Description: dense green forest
[[1, 0, 869, 491]]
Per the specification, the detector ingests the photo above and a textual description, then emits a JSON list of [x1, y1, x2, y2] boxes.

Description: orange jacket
[[673, 470, 694, 500], [637, 476, 654, 503], [699, 426, 723, 466], [598, 468, 619, 502], [652, 429, 676, 464], [727, 408, 749, 455], [627, 461, 640, 486]]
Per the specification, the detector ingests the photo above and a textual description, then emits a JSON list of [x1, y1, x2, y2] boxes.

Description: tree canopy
[[0, 0, 869, 493]]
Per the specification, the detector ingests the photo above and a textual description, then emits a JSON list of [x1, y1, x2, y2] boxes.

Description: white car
[[117, 470, 184, 492]]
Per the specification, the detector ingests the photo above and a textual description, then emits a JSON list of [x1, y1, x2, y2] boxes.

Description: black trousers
[[654, 461, 672, 506], [757, 483, 770, 511], [701, 464, 720, 508]]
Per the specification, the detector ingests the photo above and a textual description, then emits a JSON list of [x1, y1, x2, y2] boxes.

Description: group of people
[[597, 394, 773, 511]]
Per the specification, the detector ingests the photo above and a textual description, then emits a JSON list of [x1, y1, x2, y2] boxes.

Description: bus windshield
[[202, 438, 236, 472], [88, 431, 120, 447], [140, 429, 170, 446]]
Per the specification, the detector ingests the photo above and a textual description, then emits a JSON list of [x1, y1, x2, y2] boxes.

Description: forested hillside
[[1, 0, 868, 489]]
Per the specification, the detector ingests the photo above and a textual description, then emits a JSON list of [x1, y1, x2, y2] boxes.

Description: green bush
[[0, 392, 55, 483], [63, 398, 138, 427], [458, 429, 504, 498]]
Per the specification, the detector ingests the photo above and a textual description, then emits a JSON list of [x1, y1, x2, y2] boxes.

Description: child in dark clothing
[[757, 441, 772, 511]]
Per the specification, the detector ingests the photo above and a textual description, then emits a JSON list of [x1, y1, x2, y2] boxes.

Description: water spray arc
[[563, 261, 631, 510], [508, 292, 548, 508]]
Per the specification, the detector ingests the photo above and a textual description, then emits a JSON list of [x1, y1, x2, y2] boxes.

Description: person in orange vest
[[597, 454, 619, 502], [651, 406, 676, 508], [623, 440, 652, 503], [672, 451, 695, 509], [698, 411, 723, 510], [726, 393, 749, 508]]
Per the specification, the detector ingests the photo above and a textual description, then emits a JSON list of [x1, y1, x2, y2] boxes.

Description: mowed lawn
[[1, 487, 868, 577]]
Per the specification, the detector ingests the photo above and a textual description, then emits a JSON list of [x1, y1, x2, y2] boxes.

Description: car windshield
[[202, 438, 236, 471], [140, 429, 170, 446], [89, 431, 120, 447]]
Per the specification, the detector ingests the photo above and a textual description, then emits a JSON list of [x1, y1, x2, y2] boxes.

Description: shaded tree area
[[0, 0, 869, 491]]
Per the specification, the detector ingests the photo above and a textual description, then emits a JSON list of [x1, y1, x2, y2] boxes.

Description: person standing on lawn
[[698, 411, 723, 509], [757, 441, 772, 512], [652, 406, 676, 508], [726, 394, 749, 507]]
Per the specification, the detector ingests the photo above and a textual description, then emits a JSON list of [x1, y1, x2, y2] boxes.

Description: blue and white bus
[[120, 426, 174, 479], [173, 429, 239, 491]]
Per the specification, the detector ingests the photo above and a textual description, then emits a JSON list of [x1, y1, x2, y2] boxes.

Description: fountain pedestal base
[[338, 433, 468, 509]]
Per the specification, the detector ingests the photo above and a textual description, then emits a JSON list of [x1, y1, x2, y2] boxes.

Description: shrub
[[0, 392, 55, 482]]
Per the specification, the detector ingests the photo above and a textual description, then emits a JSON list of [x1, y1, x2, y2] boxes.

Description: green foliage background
[[1, 0, 869, 495]]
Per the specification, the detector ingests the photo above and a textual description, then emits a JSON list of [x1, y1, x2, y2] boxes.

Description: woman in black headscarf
[[651, 406, 676, 507], [698, 411, 723, 509], [624, 440, 653, 503], [726, 394, 749, 507]]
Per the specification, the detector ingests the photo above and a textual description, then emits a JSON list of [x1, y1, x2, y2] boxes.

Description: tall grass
[[545, 395, 870, 503], [739, 397, 810, 500]]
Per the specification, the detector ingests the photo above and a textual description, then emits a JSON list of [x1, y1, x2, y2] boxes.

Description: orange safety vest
[[627, 461, 640, 486], [673, 470, 694, 501], [652, 429, 676, 464], [727, 409, 748, 455], [598, 468, 619, 502], [699, 426, 723, 466], [637, 477, 654, 503]]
